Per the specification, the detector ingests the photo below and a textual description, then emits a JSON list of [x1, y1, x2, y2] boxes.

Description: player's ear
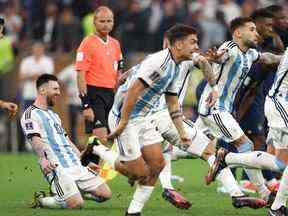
[[234, 28, 242, 38], [39, 87, 46, 95], [174, 40, 183, 50]]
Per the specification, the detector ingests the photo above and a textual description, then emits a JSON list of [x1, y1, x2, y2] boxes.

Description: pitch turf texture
[[0, 154, 266, 216]]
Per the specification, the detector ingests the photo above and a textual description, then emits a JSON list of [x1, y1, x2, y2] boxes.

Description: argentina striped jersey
[[21, 105, 81, 168], [198, 41, 260, 115], [111, 49, 182, 119], [269, 47, 288, 99], [152, 58, 197, 112]]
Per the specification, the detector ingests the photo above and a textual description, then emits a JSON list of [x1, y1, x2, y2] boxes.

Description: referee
[[75, 6, 123, 144]]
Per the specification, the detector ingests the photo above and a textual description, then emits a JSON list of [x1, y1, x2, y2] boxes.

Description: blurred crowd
[[0, 0, 288, 151]]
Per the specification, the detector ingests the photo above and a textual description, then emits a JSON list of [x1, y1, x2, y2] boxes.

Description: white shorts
[[200, 111, 244, 143], [267, 127, 288, 149], [265, 96, 288, 128], [46, 165, 105, 201], [150, 109, 210, 157], [108, 112, 163, 162]]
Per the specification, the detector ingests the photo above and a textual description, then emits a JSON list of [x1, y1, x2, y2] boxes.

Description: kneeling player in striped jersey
[[21, 74, 111, 209]]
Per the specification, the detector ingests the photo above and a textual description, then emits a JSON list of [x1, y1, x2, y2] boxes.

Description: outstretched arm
[[259, 52, 282, 66], [194, 55, 219, 107]]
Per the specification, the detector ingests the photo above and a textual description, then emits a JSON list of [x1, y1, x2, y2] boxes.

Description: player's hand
[[107, 118, 128, 140], [206, 87, 219, 107], [180, 134, 192, 150], [1, 102, 18, 118], [39, 158, 57, 175], [204, 47, 227, 62], [83, 108, 94, 122]]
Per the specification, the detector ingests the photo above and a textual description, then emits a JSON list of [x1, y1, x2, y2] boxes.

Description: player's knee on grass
[[92, 183, 112, 201], [65, 194, 84, 209]]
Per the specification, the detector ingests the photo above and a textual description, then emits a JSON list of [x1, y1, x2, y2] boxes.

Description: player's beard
[[46, 96, 54, 107], [245, 39, 257, 49]]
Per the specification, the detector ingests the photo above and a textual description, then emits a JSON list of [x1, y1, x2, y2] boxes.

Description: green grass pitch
[[0, 154, 266, 216]]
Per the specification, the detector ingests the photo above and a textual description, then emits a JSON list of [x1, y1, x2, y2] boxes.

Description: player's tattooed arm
[[259, 52, 282, 66], [30, 136, 57, 174], [194, 55, 216, 87], [165, 95, 191, 147], [194, 55, 219, 107], [29, 136, 50, 158]]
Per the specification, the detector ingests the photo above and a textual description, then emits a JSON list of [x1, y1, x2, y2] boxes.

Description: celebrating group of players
[[5, 4, 287, 216]]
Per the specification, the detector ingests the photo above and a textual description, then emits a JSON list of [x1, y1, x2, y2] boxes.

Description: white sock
[[216, 167, 244, 197], [92, 144, 118, 169], [272, 166, 288, 210], [244, 168, 270, 199], [207, 155, 216, 167], [225, 151, 285, 172], [159, 152, 174, 190], [127, 185, 154, 214], [40, 196, 66, 208]]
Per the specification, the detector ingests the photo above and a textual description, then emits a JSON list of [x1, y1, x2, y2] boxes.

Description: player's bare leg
[[83, 183, 112, 203], [126, 143, 165, 215]]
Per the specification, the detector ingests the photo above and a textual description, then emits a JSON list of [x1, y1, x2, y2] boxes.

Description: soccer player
[[76, 6, 123, 145], [81, 24, 215, 215], [199, 17, 285, 200], [151, 36, 265, 209], [21, 74, 111, 209], [266, 48, 288, 215]]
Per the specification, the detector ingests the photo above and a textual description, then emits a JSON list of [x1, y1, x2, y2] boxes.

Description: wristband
[[79, 94, 90, 109]]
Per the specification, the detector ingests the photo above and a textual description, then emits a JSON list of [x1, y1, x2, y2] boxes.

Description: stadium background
[[0, 0, 287, 215]]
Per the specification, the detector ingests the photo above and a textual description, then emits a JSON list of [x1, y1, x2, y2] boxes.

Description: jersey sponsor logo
[[76, 52, 84, 61], [25, 122, 34, 130]]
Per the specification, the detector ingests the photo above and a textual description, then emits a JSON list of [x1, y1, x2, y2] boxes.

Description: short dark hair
[[230, 17, 254, 33], [36, 74, 58, 89], [251, 8, 274, 21], [165, 24, 197, 46], [265, 5, 283, 15]]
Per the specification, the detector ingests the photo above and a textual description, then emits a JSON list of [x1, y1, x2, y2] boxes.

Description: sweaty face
[[178, 34, 199, 60], [240, 22, 259, 48], [45, 81, 60, 107], [94, 10, 114, 36]]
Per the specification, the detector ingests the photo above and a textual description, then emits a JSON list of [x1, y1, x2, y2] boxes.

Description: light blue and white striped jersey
[[152, 59, 197, 112], [198, 41, 260, 115], [21, 105, 81, 168], [111, 49, 182, 119], [269, 47, 288, 99]]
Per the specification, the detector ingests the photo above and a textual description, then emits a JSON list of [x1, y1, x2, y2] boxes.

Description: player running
[[81, 24, 214, 215], [199, 17, 285, 201], [266, 48, 288, 215], [150, 36, 266, 209], [21, 74, 111, 209]]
